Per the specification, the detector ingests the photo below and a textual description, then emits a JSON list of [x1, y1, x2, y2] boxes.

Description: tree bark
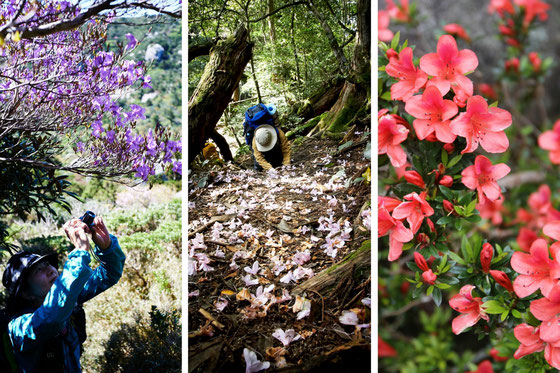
[[307, 0, 349, 75], [188, 39, 214, 62], [188, 25, 253, 164], [268, 0, 276, 42], [209, 130, 234, 162]]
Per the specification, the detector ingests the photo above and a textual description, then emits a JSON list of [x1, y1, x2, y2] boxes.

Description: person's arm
[[10, 222, 93, 350], [77, 216, 125, 304], [278, 129, 291, 165], [252, 137, 273, 170]]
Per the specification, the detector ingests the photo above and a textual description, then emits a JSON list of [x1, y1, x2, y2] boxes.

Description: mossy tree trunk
[[309, 0, 370, 137], [188, 25, 253, 164]]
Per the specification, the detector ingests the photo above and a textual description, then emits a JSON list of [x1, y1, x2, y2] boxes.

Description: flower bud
[[480, 243, 494, 273], [529, 52, 541, 72], [404, 170, 425, 189], [414, 252, 429, 272], [490, 270, 514, 292], [386, 48, 399, 60], [426, 218, 435, 232], [478, 83, 498, 101], [427, 255, 436, 267], [400, 281, 410, 294], [443, 200, 455, 214], [416, 233, 430, 248], [437, 163, 446, 175], [422, 269, 437, 285], [505, 57, 519, 73], [443, 143, 455, 153], [439, 175, 453, 187]]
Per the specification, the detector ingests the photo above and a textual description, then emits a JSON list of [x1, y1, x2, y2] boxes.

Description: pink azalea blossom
[[379, 199, 414, 261], [378, 10, 394, 42], [513, 323, 546, 360], [450, 95, 512, 153], [392, 191, 435, 234], [443, 23, 471, 43], [514, 0, 550, 26], [292, 250, 311, 265], [272, 329, 302, 347], [280, 271, 296, 284], [419, 35, 478, 104], [214, 297, 228, 311], [477, 193, 505, 225], [386, 0, 410, 22], [379, 112, 409, 168], [488, 0, 514, 15], [385, 47, 428, 101], [449, 285, 489, 334], [511, 238, 560, 298], [529, 285, 560, 343], [243, 348, 270, 373], [461, 155, 510, 204], [242, 274, 260, 287], [538, 120, 560, 164], [404, 86, 458, 143], [517, 228, 539, 253]]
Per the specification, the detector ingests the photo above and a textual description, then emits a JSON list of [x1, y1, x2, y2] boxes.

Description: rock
[[145, 44, 165, 62]]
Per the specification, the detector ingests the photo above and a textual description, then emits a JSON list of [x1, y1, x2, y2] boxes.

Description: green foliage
[[99, 306, 181, 373]]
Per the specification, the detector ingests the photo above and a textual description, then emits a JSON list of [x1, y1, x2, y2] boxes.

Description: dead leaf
[[277, 219, 294, 234], [224, 271, 238, 280], [265, 347, 287, 359], [236, 288, 252, 301], [220, 289, 236, 297], [300, 329, 317, 339], [332, 324, 352, 340]]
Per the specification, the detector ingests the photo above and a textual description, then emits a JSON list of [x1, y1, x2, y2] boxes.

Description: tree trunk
[[307, 0, 349, 75], [309, 0, 370, 137], [268, 0, 276, 42], [188, 25, 253, 164], [290, 10, 301, 83], [209, 130, 234, 162]]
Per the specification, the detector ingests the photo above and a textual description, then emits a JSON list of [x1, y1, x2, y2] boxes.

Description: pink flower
[[505, 57, 520, 73], [450, 96, 512, 154], [544, 221, 560, 241], [511, 238, 560, 298], [477, 193, 505, 225], [379, 112, 409, 168], [422, 270, 437, 285], [530, 285, 560, 343], [466, 360, 494, 373], [378, 10, 394, 42], [443, 23, 471, 43], [386, 0, 410, 22], [449, 285, 489, 334], [272, 328, 302, 347], [480, 243, 494, 273], [461, 155, 510, 203], [379, 199, 414, 261], [517, 228, 539, 252], [414, 252, 429, 271], [538, 120, 560, 164], [404, 86, 458, 143], [243, 348, 270, 373], [488, 0, 514, 15], [392, 191, 435, 234], [385, 47, 428, 101], [244, 261, 261, 275], [438, 175, 453, 187], [514, 0, 550, 26], [419, 35, 478, 105], [477, 83, 498, 101], [513, 323, 546, 360]]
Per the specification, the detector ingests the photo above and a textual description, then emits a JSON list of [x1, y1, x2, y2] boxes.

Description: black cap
[[2, 251, 58, 298]]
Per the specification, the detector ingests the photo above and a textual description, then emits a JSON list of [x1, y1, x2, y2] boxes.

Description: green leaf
[[447, 154, 463, 168], [489, 101, 499, 108], [427, 285, 434, 296], [441, 148, 449, 166], [466, 199, 478, 215], [337, 140, 354, 151], [454, 218, 462, 231], [500, 310, 509, 321], [380, 91, 392, 101], [483, 300, 507, 314], [378, 41, 389, 51], [436, 216, 453, 225], [439, 185, 454, 200], [391, 31, 400, 50], [512, 309, 522, 318], [461, 235, 472, 261], [448, 251, 466, 265], [435, 283, 451, 289], [432, 288, 442, 307]]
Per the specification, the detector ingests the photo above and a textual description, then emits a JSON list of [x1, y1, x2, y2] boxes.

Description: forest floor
[[187, 134, 371, 372]]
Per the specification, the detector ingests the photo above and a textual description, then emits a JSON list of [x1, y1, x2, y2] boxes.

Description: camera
[[79, 211, 96, 229]]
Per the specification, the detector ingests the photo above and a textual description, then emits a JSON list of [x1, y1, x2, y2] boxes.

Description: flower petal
[[419, 52, 445, 77], [454, 49, 479, 73], [436, 35, 459, 63], [544, 221, 560, 241], [480, 131, 509, 153], [530, 297, 560, 321], [452, 312, 480, 335]]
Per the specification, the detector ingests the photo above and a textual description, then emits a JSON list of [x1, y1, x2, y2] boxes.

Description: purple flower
[[243, 348, 270, 373], [142, 75, 152, 89], [76, 141, 85, 153], [272, 329, 302, 347], [106, 130, 115, 144], [173, 161, 182, 175], [125, 33, 137, 50], [244, 261, 260, 275], [146, 130, 158, 156], [91, 120, 104, 138]]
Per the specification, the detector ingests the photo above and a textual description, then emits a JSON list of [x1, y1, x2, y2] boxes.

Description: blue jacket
[[8, 235, 125, 373]]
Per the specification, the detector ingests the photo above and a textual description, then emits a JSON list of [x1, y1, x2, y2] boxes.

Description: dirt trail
[[188, 135, 371, 372]]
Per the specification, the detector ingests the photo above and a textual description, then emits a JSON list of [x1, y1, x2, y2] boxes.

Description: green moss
[[326, 240, 370, 274], [286, 113, 326, 139]]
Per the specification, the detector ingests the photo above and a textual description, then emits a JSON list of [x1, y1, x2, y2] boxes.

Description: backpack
[[0, 305, 87, 372], [243, 103, 276, 145]]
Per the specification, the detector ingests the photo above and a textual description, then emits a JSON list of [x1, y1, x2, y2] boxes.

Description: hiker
[[1, 216, 125, 372], [244, 103, 291, 171]]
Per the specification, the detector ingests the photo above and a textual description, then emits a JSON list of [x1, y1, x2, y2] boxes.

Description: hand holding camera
[[63, 211, 112, 251]]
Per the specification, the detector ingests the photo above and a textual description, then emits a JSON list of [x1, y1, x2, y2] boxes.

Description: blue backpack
[[243, 103, 276, 145]]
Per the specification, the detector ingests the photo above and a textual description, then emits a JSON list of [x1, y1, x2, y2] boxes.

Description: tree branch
[[249, 1, 308, 23]]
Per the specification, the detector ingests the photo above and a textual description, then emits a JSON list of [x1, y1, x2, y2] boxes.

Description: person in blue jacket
[[2, 216, 125, 372]]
